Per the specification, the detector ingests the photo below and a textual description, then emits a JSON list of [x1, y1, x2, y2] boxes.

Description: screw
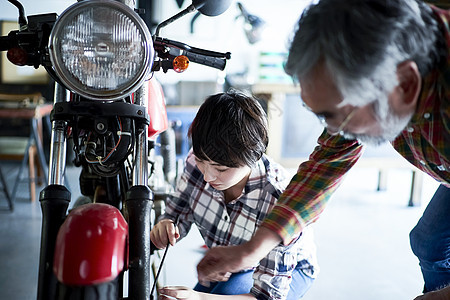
[[96, 122, 105, 131]]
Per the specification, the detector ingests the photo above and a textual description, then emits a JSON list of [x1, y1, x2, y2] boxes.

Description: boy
[[151, 90, 318, 300]]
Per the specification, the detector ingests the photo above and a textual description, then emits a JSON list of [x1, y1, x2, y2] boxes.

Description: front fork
[[37, 83, 71, 300], [126, 83, 154, 300], [36, 83, 153, 300]]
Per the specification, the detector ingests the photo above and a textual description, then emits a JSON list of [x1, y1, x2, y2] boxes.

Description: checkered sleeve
[[157, 153, 200, 240], [263, 130, 364, 245], [251, 242, 303, 299], [250, 225, 318, 300]]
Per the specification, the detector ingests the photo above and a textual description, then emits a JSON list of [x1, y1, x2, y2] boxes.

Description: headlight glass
[[49, 0, 153, 100]]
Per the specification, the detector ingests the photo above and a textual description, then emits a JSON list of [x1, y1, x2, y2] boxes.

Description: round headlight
[[49, 0, 153, 100]]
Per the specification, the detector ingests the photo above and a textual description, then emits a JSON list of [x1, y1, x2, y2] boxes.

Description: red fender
[[53, 203, 128, 286], [147, 77, 169, 140]]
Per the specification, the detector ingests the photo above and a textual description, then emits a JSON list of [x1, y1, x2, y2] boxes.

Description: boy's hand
[[158, 286, 200, 300], [150, 219, 180, 249]]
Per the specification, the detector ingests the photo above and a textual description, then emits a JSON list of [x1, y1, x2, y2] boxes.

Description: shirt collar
[[409, 6, 449, 125]]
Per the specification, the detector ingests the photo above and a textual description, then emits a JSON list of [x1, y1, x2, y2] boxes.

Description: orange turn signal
[[7, 47, 28, 66], [173, 55, 189, 73]]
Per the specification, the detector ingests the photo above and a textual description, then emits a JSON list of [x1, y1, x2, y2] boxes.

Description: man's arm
[[264, 131, 363, 245], [197, 227, 281, 282]]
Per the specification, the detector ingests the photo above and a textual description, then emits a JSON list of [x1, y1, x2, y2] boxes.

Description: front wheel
[[56, 277, 119, 300]]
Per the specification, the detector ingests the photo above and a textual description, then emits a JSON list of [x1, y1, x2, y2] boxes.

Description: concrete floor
[[0, 162, 440, 300]]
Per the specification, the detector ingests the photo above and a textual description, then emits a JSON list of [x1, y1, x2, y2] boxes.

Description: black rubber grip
[[0, 35, 17, 51], [185, 52, 227, 71]]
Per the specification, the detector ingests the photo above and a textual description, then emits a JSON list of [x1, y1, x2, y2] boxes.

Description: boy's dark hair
[[188, 89, 268, 168]]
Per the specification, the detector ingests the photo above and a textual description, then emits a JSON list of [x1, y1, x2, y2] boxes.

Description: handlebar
[[153, 36, 231, 71], [0, 32, 19, 52], [0, 10, 231, 74]]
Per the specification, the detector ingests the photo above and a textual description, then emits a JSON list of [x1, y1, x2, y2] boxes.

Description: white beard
[[341, 102, 414, 146]]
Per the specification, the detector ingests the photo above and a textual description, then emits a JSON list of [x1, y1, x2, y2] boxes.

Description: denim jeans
[[410, 184, 450, 292], [193, 264, 314, 299]]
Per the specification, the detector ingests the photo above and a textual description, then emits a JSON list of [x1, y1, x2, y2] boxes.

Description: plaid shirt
[[160, 151, 319, 300], [263, 5, 450, 245]]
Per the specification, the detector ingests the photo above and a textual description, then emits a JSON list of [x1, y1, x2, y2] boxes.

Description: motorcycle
[[0, 0, 231, 299]]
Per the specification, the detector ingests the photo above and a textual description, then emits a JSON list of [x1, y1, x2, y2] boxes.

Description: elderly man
[[197, 0, 449, 299]]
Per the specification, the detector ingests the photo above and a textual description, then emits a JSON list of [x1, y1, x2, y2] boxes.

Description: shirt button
[[437, 165, 446, 171], [407, 127, 414, 133], [424, 113, 431, 119]]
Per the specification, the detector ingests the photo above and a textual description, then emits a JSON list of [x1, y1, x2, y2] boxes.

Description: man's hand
[[150, 219, 180, 249], [414, 286, 450, 300], [197, 245, 250, 283], [159, 286, 200, 300], [197, 227, 282, 283]]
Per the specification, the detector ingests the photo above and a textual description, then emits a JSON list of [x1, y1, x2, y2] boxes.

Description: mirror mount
[[154, 4, 196, 37], [154, 0, 231, 37]]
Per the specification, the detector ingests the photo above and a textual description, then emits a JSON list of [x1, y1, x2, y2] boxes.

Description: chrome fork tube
[[132, 84, 149, 186], [48, 83, 68, 185]]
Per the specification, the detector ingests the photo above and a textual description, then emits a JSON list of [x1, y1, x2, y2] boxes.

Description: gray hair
[[285, 0, 442, 108]]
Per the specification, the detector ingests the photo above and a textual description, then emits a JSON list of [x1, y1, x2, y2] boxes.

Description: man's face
[[298, 63, 412, 145]]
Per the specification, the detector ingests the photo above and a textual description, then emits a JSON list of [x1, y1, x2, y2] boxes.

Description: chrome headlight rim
[[48, 0, 153, 101]]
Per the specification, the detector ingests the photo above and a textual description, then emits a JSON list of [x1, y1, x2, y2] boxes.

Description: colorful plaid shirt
[[263, 5, 450, 245], [160, 151, 319, 300]]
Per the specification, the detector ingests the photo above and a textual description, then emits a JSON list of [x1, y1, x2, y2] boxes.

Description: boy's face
[[194, 156, 251, 191]]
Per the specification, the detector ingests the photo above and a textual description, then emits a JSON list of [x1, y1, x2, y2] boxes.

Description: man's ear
[[392, 60, 422, 115]]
